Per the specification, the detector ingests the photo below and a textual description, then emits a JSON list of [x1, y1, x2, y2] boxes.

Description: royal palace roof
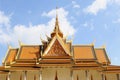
[[0, 13, 120, 73]]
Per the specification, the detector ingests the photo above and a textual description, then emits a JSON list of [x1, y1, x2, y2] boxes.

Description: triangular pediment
[[43, 35, 71, 57]]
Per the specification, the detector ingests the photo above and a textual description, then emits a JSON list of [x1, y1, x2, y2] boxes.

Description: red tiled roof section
[[73, 46, 95, 59], [95, 49, 109, 64], [6, 49, 18, 63], [19, 46, 40, 59]]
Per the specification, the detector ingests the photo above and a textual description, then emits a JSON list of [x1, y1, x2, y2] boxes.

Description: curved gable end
[[95, 48, 110, 65], [3, 48, 18, 66]]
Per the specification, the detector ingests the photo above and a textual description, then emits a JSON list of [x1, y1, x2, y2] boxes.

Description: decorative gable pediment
[[45, 39, 69, 56], [43, 35, 71, 57]]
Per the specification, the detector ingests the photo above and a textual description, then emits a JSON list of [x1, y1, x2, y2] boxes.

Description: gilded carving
[[46, 40, 68, 56]]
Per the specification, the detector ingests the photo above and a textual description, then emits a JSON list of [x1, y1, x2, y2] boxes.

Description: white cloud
[[72, 1, 80, 8], [113, 18, 120, 24], [109, 0, 120, 5], [83, 21, 94, 31], [84, 0, 107, 15], [84, 0, 120, 15], [0, 8, 76, 46], [0, 11, 10, 28], [0, 11, 11, 44], [42, 8, 75, 37], [0, 33, 11, 44], [115, 0, 120, 4]]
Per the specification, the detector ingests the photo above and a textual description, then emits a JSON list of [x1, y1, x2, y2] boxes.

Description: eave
[[5, 67, 41, 71], [37, 63, 72, 68], [41, 56, 72, 59], [39, 59, 72, 64], [72, 66, 103, 70]]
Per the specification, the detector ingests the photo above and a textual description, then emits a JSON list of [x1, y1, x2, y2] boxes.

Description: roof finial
[[91, 39, 96, 46], [101, 44, 106, 48], [51, 7, 63, 38], [7, 43, 12, 49], [56, 6, 58, 17], [18, 40, 24, 46], [55, 6, 59, 32]]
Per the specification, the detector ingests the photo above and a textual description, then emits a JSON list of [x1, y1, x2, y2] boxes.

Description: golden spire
[[55, 7, 59, 32], [51, 7, 63, 38]]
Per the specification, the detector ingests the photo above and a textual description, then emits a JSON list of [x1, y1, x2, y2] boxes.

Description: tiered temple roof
[[0, 12, 120, 75]]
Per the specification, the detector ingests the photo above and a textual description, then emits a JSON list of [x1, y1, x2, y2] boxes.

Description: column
[[70, 70, 73, 80], [39, 70, 42, 80], [101, 73, 104, 80], [116, 74, 120, 80], [85, 70, 89, 80], [7, 72, 11, 80], [24, 71, 27, 80]]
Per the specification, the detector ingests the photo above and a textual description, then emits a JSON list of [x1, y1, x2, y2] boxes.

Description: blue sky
[[0, 0, 120, 65]]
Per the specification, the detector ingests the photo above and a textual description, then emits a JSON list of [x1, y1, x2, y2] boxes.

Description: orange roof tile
[[0, 66, 5, 70], [5, 49, 18, 64], [95, 48, 110, 64], [18, 46, 41, 59], [73, 45, 96, 60]]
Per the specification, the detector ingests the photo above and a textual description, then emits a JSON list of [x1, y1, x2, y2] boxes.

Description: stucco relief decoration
[[47, 40, 68, 56]]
